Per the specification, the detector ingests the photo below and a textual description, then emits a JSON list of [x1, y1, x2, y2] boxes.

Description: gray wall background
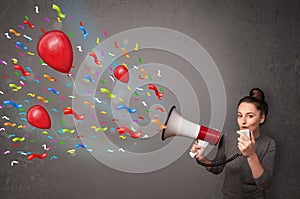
[[0, 0, 299, 198]]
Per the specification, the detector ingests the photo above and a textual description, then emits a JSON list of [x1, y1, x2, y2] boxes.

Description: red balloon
[[114, 65, 129, 83], [37, 30, 73, 73], [26, 105, 51, 129]]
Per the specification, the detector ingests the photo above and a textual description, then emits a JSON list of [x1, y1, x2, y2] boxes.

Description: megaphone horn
[[161, 106, 221, 146]]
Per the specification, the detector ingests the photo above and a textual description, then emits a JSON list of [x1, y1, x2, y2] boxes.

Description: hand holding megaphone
[[189, 140, 209, 159]]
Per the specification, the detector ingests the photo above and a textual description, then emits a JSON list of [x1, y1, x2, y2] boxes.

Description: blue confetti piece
[[57, 129, 63, 134], [7, 134, 16, 138], [18, 112, 26, 115], [3, 100, 23, 108], [20, 76, 27, 80], [83, 74, 95, 83], [75, 144, 87, 149], [50, 155, 58, 160], [34, 79, 40, 83], [25, 66, 32, 72], [24, 100, 29, 103], [65, 83, 71, 88], [20, 118, 27, 121], [16, 41, 27, 50], [113, 61, 118, 66], [47, 135, 53, 139], [47, 88, 60, 95], [51, 108, 58, 112]]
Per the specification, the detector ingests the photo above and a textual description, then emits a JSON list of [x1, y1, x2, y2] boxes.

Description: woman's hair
[[238, 88, 269, 122]]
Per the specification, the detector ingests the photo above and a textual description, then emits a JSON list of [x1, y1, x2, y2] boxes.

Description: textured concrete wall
[[0, 0, 299, 198]]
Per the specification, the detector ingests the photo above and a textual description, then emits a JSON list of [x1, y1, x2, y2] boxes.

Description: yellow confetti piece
[[122, 63, 128, 68], [118, 97, 124, 102], [11, 58, 18, 64], [96, 37, 100, 44], [52, 4, 66, 18], [27, 52, 35, 56], [100, 88, 116, 98], [67, 149, 76, 154], [100, 111, 107, 115], [42, 131, 48, 135], [147, 92, 151, 97], [9, 84, 21, 91], [57, 17, 62, 23], [127, 86, 132, 91], [119, 135, 127, 139], [95, 127, 108, 132], [17, 125, 24, 129], [12, 137, 25, 142], [134, 43, 139, 51], [27, 93, 36, 97], [62, 129, 75, 134]]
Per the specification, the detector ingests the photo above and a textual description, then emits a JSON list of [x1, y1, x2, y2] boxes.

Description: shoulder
[[257, 133, 276, 151]]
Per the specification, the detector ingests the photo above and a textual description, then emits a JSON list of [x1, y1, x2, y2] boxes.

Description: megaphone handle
[[189, 140, 209, 158]]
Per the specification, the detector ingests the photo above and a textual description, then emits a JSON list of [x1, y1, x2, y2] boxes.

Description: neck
[[253, 129, 261, 139]]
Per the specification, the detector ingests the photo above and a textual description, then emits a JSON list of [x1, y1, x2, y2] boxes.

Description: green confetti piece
[[68, 32, 74, 38], [18, 108, 25, 111], [138, 57, 143, 64], [14, 72, 20, 76], [145, 109, 150, 113], [60, 141, 65, 145], [159, 88, 164, 92], [47, 97, 53, 102], [101, 80, 105, 84], [61, 120, 67, 125], [30, 139, 35, 143], [134, 91, 139, 96], [24, 16, 29, 20]]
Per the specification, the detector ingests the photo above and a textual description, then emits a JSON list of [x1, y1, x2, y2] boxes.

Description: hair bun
[[249, 88, 265, 101]]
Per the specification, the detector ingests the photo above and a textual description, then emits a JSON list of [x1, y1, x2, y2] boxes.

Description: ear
[[260, 114, 265, 124]]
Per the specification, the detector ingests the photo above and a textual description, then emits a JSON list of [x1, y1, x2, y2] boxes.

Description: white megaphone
[[162, 106, 221, 157]]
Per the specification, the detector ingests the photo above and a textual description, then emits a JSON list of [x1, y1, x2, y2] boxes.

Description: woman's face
[[237, 102, 265, 133]]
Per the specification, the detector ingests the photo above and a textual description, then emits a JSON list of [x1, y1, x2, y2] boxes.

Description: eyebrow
[[237, 112, 255, 115]]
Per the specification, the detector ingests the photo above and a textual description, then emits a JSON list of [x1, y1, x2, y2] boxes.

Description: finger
[[237, 137, 244, 143], [238, 141, 247, 149], [236, 130, 242, 136]]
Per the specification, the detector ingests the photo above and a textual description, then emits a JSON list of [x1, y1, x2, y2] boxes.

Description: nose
[[241, 116, 247, 124]]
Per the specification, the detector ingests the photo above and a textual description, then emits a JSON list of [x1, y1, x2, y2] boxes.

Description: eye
[[237, 115, 242, 118], [248, 115, 254, 118]]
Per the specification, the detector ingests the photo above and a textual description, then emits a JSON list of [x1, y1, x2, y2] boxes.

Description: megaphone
[[161, 106, 221, 146]]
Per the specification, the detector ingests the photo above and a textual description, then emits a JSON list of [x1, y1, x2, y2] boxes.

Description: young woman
[[190, 88, 276, 199]]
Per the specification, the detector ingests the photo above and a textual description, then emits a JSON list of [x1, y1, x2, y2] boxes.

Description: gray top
[[203, 132, 276, 199]]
